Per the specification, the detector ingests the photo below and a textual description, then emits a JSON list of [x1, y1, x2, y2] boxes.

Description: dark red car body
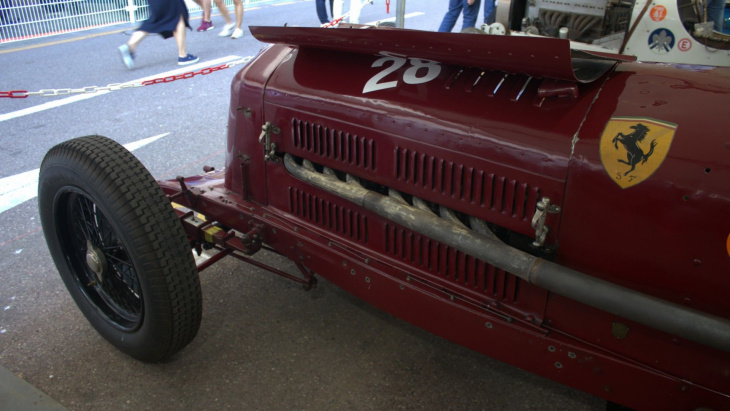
[[156, 27, 730, 409]]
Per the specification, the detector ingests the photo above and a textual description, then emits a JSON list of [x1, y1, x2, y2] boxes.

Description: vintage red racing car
[[38, 25, 730, 409]]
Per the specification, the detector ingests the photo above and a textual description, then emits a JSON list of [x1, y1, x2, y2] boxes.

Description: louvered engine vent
[[289, 188, 369, 244], [292, 119, 376, 171], [395, 147, 540, 220], [385, 223, 519, 301]]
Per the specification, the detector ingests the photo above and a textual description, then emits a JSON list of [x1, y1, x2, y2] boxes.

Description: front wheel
[[39, 135, 202, 362]]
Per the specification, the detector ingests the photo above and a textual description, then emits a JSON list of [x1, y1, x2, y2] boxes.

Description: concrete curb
[[0, 366, 67, 410]]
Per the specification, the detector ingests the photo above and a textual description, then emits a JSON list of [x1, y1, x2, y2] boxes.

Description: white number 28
[[362, 52, 442, 94]]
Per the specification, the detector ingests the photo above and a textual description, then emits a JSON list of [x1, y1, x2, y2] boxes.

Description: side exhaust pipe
[[284, 154, 730, 353]]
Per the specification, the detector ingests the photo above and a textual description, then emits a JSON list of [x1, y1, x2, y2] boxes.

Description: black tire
[[38, 135, 202, 362]]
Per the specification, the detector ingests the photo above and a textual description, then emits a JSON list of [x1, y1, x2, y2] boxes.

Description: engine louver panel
[[292, 119, 376, 171], [394, 147, 540, 220], [289, 188, 369, 243], [385, 223, 519, 302]]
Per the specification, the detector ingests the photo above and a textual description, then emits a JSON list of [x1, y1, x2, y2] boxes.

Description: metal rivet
[[555, 362, 563, 369], [485, 322, 493, 329], [350, 269, 356, 275], [272, 228, 277, 234], [365, 277, 370, 283], [399, 284, 404, 290], [568, 352, 576, 359], [548, 346, 556, 352], [342, 261, 347, 266]]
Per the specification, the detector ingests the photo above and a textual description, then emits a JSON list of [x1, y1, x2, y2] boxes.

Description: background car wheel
[[38, 135, 202, 362]]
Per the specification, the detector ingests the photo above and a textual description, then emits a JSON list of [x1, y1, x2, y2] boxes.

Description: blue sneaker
[[178, 54, 199, 66], [118, 44, 135, 69]]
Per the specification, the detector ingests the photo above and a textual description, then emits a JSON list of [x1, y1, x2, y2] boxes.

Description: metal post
[[349, 0, 361, 23], [395, 0, 406, 28], [127, 0, 137, 23], [333, 0, 344, 19]]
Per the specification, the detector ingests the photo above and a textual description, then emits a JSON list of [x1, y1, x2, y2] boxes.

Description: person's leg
[[118, 29, 147, 69], [329, 0, 334, 18], [234, 0, 243, 28], [437, 0, 464, 32], [193, 0, 213, 31], [213, 0, 232, 24], [707, 0, 724, 31], [127, 30, 148, 53], [173, 15, 189, 57], [230, 0, 244, 38], [461, 0, 480, 31], [483, 0, 494, 25], [175, 15, 198, 64], [316, 0, 329, 24], [216, 0, 237, 36], [191, 0, 210, 20]]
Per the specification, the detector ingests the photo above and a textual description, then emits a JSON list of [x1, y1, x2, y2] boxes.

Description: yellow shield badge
[[599, 117, 677, 189]]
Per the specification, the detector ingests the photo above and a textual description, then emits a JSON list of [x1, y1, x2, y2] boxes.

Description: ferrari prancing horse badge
[[599, 117, 677, 189]]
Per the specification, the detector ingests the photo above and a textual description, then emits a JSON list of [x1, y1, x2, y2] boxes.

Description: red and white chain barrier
[[0, 55, 254, 99]]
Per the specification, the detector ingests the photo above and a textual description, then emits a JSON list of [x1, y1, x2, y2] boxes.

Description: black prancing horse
[[612, 123, 658, 176]]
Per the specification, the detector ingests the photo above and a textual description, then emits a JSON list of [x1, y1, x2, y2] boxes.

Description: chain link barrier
[[2, 0, 393, 98], [1, 55, 254, 99]]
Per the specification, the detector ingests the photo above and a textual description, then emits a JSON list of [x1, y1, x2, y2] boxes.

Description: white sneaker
[[118, 44, 135, 70], [230, 28, 244, 39], [218, 23, 235, 37]]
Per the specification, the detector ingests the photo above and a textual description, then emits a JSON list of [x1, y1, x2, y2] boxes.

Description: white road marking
[[0, 133, 169, 215], [0, 55, 241, 123], [365, 12, 424, 25]]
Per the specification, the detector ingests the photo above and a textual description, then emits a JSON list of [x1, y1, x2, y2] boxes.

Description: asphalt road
[[0, 1, 606, 409]]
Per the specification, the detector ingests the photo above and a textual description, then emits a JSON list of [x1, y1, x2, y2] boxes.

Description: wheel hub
[[85, 240, 107, 283]]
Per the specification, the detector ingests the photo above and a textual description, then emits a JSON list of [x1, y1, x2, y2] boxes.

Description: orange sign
[[650, 5, 667, 22]]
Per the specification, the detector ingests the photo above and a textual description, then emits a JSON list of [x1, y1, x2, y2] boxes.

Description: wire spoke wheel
[[60, 190, 143, 329], [39, 135, 202, 362]]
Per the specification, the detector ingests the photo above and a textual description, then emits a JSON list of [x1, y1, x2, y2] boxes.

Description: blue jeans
[[316, 0, 334, 24], [438, 0, 481, 32], [707, 0, 724, 31], [483, 0, 495, 24]]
